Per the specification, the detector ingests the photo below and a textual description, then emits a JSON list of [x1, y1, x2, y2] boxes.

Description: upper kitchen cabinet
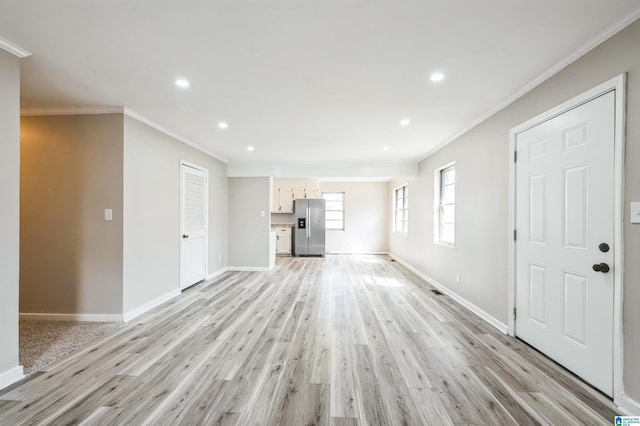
[[272, 178, 319, 213], [274, 187, 294, 212]]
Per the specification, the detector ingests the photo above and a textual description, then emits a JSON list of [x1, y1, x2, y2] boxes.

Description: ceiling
[[1, 1, 640, 165]]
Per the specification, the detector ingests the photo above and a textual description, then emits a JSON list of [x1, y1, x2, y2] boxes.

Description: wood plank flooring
[[0, 255, 618, 425]]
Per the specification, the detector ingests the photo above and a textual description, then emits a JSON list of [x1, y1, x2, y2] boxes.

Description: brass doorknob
[[182, 234, 189, 239]]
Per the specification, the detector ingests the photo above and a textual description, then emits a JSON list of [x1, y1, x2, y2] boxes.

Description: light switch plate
[[631, 202, 640, 224], [105, 209, 113, 221]]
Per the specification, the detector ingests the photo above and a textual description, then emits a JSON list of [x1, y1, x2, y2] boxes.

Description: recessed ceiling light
[[218, 122, 228, 129], [430, 72, 445, 83], [175, 78, 190, 88], [383, 146, 390, 151], [247, 146, 255, 152], [399, 118, 410, 126]]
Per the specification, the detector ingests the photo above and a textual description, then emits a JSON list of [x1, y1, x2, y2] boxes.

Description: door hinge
[[514, 151, 517, 163], [513, 229, 517, 241], [513, 307, 517, 320]]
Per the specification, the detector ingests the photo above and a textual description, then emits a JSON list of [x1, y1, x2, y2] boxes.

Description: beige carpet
[[19, 320, 122, 375]]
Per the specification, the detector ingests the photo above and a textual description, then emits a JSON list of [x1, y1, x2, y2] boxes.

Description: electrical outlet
[[456, 273, 461, 283], [104, 209, 113, 221], [218, 254, 222, 261]]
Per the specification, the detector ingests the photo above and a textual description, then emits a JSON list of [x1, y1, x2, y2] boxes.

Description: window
[[435, 163, 455, 245], [322, 192, 345, 230], [394, 185, 408, 234]]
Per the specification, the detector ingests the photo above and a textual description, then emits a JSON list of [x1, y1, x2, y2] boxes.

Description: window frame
[[321, 191, 345, 231], [393, 184, 408, 235], [434, 162, 456, 247]]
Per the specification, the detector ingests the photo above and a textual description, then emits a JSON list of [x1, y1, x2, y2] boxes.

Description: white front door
[[180, 162, 208, 290], [515, 91, 615, 396]]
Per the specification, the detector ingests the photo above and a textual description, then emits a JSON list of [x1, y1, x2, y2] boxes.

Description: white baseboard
[[206, 267, 228, 281], [327, 251, 389, 255], [388, 253, 508, 334], [19, 313, 123, 322], [0, 365, 24, 391], [227, 266, 271, 272], [619, 393, 640, 415], [123, 289, 181, 322]]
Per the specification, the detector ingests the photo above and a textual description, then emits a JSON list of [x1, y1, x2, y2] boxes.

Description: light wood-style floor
[[0, 255, 618, 425]]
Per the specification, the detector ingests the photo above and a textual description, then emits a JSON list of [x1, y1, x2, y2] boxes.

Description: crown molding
[[123, 108, 228, 164], [0, 36, 31, 58], [20, 106, 124, 116], [418, 6, 640, 163]]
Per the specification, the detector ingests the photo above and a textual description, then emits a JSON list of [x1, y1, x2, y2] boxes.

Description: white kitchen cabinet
[[272, 178, 319, 214], [295, 178, 319, 199], [280, 188, 294, 212], [272, 187, 294, 213], [275, 226, 292, 255]]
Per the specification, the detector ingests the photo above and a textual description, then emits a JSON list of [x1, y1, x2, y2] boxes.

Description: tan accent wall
[[20, 114, 124, 315]]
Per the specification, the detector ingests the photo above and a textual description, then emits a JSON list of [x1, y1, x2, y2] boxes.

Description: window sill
[[435, 240, 455, 248]]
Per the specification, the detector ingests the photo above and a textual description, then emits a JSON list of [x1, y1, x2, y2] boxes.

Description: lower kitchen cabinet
[[274, 226, 293, 255]]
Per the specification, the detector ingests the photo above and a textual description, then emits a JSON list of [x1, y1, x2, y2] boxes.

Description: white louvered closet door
[[180, 163, 208, 289]]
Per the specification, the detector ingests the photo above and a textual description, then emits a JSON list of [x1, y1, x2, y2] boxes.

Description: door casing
[[507, 74, 626, 405]]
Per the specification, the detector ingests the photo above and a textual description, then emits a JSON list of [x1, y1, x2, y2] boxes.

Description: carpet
[[19, 320, 122, 375]]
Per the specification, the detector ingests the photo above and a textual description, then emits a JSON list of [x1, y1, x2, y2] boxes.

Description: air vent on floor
[[430, 289, 444, 296]]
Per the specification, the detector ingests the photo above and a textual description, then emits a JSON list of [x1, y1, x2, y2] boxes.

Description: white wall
[[0, 49, 22, 386], [228, 177, 271, 269], [319, 181, 389, 254], [123, 116, 228, 313], [389, 19, 640, 404]]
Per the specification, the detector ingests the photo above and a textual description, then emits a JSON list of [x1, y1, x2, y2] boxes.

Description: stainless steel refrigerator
[[294, 198, 326, 257]]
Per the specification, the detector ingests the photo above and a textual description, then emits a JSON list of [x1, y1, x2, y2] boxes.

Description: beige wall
[[228, 177, 271, 268], [123, 116, 228, 312], [20, 114, 124, 315], [0, 49, 21, 383], [389, 19, 640, 402], [319, 181, 389, 254]]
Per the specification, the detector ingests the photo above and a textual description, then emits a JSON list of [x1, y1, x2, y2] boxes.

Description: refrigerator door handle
[[307, 207, 311, 238]]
